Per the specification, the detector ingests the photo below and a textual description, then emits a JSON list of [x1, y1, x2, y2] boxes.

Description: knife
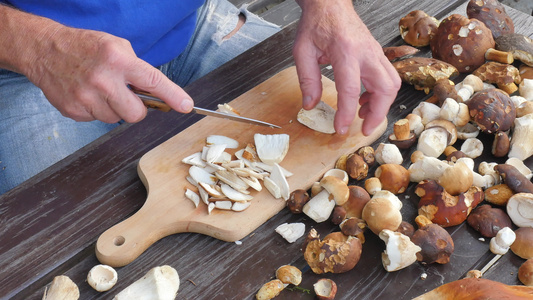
[[134, 92, 281, 128]]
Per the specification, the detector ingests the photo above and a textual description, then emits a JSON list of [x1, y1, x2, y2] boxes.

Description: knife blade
[[134, 92, 281, 128]]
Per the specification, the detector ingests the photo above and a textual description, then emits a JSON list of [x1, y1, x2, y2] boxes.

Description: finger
[[293, 40, 323, 110], [126, 59, 194, 114], [330, 58, 362, 135], [105, 85, 148, 123]]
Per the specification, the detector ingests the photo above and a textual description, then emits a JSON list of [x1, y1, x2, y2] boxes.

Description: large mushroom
[[431, 14, 495, 73], [303, 231, 362, 274], [411, 215, 455, 264], [467, 88, 516, 134], [392, 57, 459, 93], [495, 33, 533, 66], [466, 0, 514, 38]]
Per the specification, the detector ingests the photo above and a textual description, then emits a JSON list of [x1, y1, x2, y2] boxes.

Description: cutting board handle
[[95, 197, 190, 267]]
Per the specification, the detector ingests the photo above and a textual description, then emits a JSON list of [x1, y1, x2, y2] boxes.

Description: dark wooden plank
[[3, 1, 533, 300]]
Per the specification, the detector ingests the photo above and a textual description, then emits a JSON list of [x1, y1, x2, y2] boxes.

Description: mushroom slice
[[275, 222, 306, 243], [186, 175, 198, 188], [215, 170, 249, 193], [206, 135, 239, 149], [270, 163, 290, 200], [222, 160, 244, 170], [254, 133, 290, 165], [242, 143, 260, 162], [217, 103, 240, 115], [189, 166, 217, 186], [232, 201, 251, 212], [181, 152, 206, 167], [207, 202, 215, 215], [215, 200, 233, 210], [240, 175, 262, 192], [197, 184, 209, 205], [233, 167, 264, 180], [205, 144, 227, 163], [185, 188, 200, 208], [264, 176, 282, 199], [220, 183, 253, 201], [205, 162, 226, 172], [297, 100, 336, 134], [198, 182, 224, 198], [253, 162, 294, 177], [507, 193, 533, 228]]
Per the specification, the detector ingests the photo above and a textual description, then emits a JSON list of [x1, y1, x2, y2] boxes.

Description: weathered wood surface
[[1, 1, 532, 299]]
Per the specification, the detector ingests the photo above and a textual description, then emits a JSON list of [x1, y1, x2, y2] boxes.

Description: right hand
[[25, 24, 193, 123]]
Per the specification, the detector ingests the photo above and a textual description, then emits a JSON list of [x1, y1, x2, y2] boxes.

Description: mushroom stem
[[485, 48, 514, 64]]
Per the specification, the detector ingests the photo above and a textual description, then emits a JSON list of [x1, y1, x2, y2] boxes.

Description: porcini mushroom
[[314, 278, 338, 300], [411, 215, 455, 264], [466, 0, 514, 38], [375, 164, 410, 194], [256, 279, 285, 300], [362, 191, 403, 235], [495, 33, 533, 66], [87, 264, 118, 292], [287, 189, 310, 214], [413, 278, 533, 299], [511, 227, 533, 259], [383, 45, 420, 62], [304, 231, 362, 274], [302, 189, 336, 223], [467, 88, 516, 133], [379, 229, 421, 272], [431, 14, 495, 73], [393, 57, 459, 93], [473, 61, 521, 94], [375, 143, 403, 165], [467, 205, 513, 238], [437, 160, 473, 195], [399, 10, 439, 47], [113, 265, 180, 300], [508, 113, 533, 160], [489, 227, 516, 255], [507, 193, 533, 228], [275, 265, 302, 285], [519, 259, 533, 286]]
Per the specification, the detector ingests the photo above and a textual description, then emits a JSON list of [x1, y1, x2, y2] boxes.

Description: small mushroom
[[362, 191, 403, 235], [364, 177, 382, 196], [408, 152, 451, 182], [417, 127, 450, 158], [489, 227, 516, 255], [495, 164, 533, 194], [320, 176, 350, 206], [256, 279, 285, 300], [287, 189, 310, 214], [388, 119, 417, 149], [473, 61, 521, 94], [275, 265, 302, 285], [430, 79, 460, 105], [375, 164, 410, 194], [495, 33, 533, 66], [507, 193, 533, 228], [342, 185, 371, 219], [511, 227, 533, 259], [331, 206, 347, 225], [431, 14, 495, 73], [396, 221, 415, 238], [439, 98, 470, 127], [314, 278, 337, 300], [375, 143, 403, 165], [379, 229, 421, 272], [339, 217, 367, 242], [456, 122, 480, 140], [518, 259, 533, 286], [437, 160, 473, 195], [466, 0, 514, 38], [416, 180, 484, 227], [467, 88, 516, 133], [87, 264, 118, 292], [356, 146, 375, 166], [492, 131, 510, 157], [303, 231, 362, 274], [302, 190, 336, 223], [460, 137, 484, 159], [484, 184, 514, 206], [406, 113, 425, 136], [393, 57, 459, 93], [411, 215, 455, 264], [345, 153, 369, 181], [399, 10, 439, 47], [467, 204, 513, 238]]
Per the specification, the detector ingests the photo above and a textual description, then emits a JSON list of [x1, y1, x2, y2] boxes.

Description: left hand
[[293, 0, 401, 136]]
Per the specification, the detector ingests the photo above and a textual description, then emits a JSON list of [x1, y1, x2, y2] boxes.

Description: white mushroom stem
[[417, 127, 449, 157], [439, 98, 470, 127], [379, 229, 421, 272], [87, 264, 118, 292], [408, 155, 450, 182], [509, 113, 533, 160], [375, 143, 403, 165], [461, 138, 484, 159], [302, 189, 336, 223], [505, 157, 533, 180], [489, 227, 516, 255], [113, 265, 180, 300], [519, 78, 533, 101], [412, 102, 441, 125]]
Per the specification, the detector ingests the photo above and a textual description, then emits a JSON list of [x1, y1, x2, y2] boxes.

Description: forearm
[[0, 4, 61, 76]]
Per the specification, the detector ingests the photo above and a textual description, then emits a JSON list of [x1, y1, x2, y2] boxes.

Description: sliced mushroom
[[297, 101, 336, 134]]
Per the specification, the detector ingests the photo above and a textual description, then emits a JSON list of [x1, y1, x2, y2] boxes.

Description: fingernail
[[302, 95, 312, 108], [338, 126, 349, 135], [180, 99, 193, 112]]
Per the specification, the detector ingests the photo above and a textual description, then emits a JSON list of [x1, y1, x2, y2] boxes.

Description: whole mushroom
[[431, 14, 495, 73], [467, 204, 513, 238], [362, 191, 403, 235], [303, 231, 362, 274], [399, 10, 439, 47], [467, 88, 516, 134], [411, 215, 455, 264], [466, 0, 514, 38]]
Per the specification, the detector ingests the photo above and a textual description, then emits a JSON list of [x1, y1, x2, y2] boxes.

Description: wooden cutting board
[[96, 66, 387, 267]]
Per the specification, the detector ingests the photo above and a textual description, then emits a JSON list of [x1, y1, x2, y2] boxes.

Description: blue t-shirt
[[2, 0, 205, 66]]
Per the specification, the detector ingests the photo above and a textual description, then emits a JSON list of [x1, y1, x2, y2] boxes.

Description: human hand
[[293, 0, 401, 136], [24, 24, 193, 123]]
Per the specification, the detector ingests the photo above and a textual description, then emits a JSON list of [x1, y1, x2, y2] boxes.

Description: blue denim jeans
[[0, 0, 280, 195]]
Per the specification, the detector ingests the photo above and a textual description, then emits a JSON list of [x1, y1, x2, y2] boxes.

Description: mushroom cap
[[492, 131, 510, 157], [345, 153, 369, 181], [511, 227, 533, 259], [431, 14, 495, 73], [426, 119, 458, 146], [379, 229, 422, 272], [375, 164, 410, 194], [275, 265, 302, 285], [411, 223, 454, 264], [473, 61, 521, 87], [383, 45, 420, 62], [466, 0, 514, 38], [320, 176, 350, 206], [287, 189, 310, 214], [518, 259, 533, 286], [342, 186, 371, 219], [467, 88, 516, 133], [362, 196, 403, 235], [437, 161, 473, 196], [467, 204, 513, 238], [393, 57, 459, 92], [507, 193, 533, 228], [495, 33, 533, 66], [304, 232, 362, 274], [399, 10, 439, 47]]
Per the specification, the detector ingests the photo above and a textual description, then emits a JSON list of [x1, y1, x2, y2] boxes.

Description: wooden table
[[2, 1, 533, 299]]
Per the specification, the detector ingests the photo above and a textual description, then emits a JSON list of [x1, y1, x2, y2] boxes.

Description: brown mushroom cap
[[345, 153, 369, 181], [396, 221, 415, 238], [356, 146, 375, 166], [375, 164, 410, 194], [467, 88, 516, 133], [473, 61, 521, 94], [492, 131, 510, 157], [431, 14, 495, 73], [518, 259, 533, 286], [362, 196, 402, 235], [484, 183, 514, 206], [466, 204, 513, 238], [383, 45, 420, 62], [342, 186, 371, 219], [511, 227, 533, 259], [495, 33, 533, 66], [287, 189, 310, 214], [495, 164, 533, 194], [392, 57, 459, 93], [399, 10, 439, 47], [411, 222, 455, 264], [466, 0, 514, 39], [304, 232, 362, 274]]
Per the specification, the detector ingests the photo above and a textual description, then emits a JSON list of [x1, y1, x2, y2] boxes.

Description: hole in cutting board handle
[[114, 236, 126, 246]]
